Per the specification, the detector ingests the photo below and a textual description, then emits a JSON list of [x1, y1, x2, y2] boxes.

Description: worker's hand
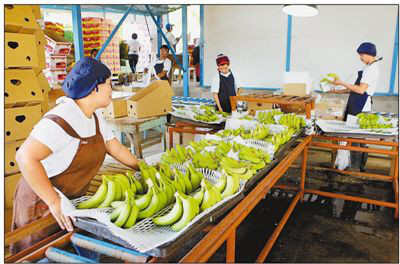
[[48, 196, 75, 232], [329, 87, 336, 93], [332, 79, 343, 86]]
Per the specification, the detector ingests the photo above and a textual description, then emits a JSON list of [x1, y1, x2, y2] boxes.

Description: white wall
[[204, 5, 398, 93]]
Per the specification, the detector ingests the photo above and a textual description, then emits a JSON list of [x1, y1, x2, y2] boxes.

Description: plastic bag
[[335, 141, 350, 170]]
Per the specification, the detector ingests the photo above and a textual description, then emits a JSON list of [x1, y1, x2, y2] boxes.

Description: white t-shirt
[[128, 39, 141, 55], [164, 32, 177, 49], [210, 71, 242, 93], [152, 58, 172, 79], [360, 61, 380, 111], [30, 97, 116, 178]]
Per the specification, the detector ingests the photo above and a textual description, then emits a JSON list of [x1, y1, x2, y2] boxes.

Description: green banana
[[221, 170, 240, 198], [214, 173, 227, 193], [153, 194, 183, 226], [250, 160, 266, 170], [192, 186, 205, 205], [78, 176, 108, 209], [111, 201, 124, 208], [171, 192, 199, 231], [187, 163, 201, 191], [113, 179, 122, 201], [222, 166, 247, 175], [113, 193, 132, 227], [183, 170, 193, 194], [234, 169, 254, 180], [110, 205, 123, 221], [135, 188, 153, 210], [98, 178, 117, 208], [123, 198, 139, 229], [138, 187, 161, 219]]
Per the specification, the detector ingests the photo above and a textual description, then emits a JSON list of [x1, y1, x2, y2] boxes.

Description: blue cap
[[357, 42, 377, 56], [166, 23, 173, 30], [62, 57, 111, 99]]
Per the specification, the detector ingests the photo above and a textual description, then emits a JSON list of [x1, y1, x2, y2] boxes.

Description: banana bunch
[[219, 156, 256, 180], [109, 190, 139, 229], [239, 116, 254, 121], [161, 145, 189, 164], [194, 113, 219, 122], [264, 129, 295, 151], [189, 139, 218, 153], [247, 124, 269, 140], [238, 145, 271, 172], [77, 172, 142, 209], [217, 111, 230, 118], [357, 113, 392, 129], [192, 151, 219, 170], [258, 110, 283, 125], [152, 191, 200, 231], [196, 178, 223, 212], [171, 165, 204, 195], [137, 178, 169, 220], [278, 114, 306, 131], [199, 105, 229, 118], [216, 141, 232, 156]]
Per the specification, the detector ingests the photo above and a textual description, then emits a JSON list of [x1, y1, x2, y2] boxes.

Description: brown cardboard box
[[48, 89, 66, 110], [44, 29, 72, 55], [37, 71, 51, 93], [4, 5, 37, 33], [283, 83, 307, 97], [316, 98, 345, 120], [5, 69, 44, 107], [103, 99, 128, 118], [5, 33, 39, 68], [5, 140, 24, 175], [247, 102, 273, 116], [127, 80, 173, 119], [34, 26, 47, 73], [5, 208, 14, 233], [5, 104, 42, 142], [31, 5, 42, 20], [5, 173, 22, 209]]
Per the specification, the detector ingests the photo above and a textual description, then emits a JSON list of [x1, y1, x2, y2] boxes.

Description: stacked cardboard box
[[43, 29, 71, 88], [5, 4, 50, 232], [82, 17, 121, 73], [44, 21, 64, 37]]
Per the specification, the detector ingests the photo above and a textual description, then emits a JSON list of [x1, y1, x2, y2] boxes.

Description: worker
[[330, 42, 381, 120], [164, 23, 181, 51], [192, 38, 200, 82], [128, 33, 141, 73], [11, 57, 140, 254], [90, 48, 98, 59], [151, 44, 172, 82], [330, 42, 381, 172], [211, 54, 242, 113]]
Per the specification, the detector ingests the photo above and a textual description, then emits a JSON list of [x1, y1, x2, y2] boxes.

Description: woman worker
[[12, 57, 140, 253], [151, 44, 172, 83]]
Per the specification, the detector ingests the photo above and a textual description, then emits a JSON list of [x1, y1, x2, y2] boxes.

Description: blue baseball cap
[[62, 57, 111, 99], [166, 23, 174, 30], [357, 42, 377, 56]]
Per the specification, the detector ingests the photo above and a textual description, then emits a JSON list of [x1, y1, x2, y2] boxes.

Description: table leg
[[160, 125, 167, 152], [168, 127, 174, 149], [226, 229, 236, 263], [133, 126, 143, 159], [179, 132, 183, 145]]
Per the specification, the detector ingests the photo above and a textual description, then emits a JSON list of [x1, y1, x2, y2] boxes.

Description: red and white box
[[44, 29, 72, 56], [44, 69, 67, 86], [45, 53, 67, 69]]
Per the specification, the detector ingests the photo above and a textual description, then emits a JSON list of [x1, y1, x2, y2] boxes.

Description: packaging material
[[247, 102, 273, 116], [283, 71, 312, 96], [5, 104, 42, 142], [45, 21, 64, 37], [44, 29, 72, 55], [5, 69, 44, 107], [44, 69, 67, 86], [5, 32, 39, 68], [127, 80, 174, 119], [5, 173, 22, 209], [315, 98, 345, 120], [5, 140, 24, 175], [103, 99, 128, 118], [5, 4, 37, 33], [46, 53, 67, 69]]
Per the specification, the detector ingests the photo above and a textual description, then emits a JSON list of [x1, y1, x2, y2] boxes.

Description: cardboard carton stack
[[5, 4, 50, 233], [82, 17, 121, 73], [43, 29, 72, 88], [44, 21, 65, 37]]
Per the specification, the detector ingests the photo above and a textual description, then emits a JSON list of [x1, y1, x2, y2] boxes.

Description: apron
[[154, 60, 169, 81], [10, 113, 107, 254], [217, 71, 237, 113], [343, 59, 380, 121]]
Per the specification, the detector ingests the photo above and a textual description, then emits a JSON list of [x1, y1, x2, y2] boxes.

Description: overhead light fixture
[[282, 5, 318, 17]]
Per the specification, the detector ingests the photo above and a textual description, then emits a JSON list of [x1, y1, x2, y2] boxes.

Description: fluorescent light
[[282, 5, 318, 17]]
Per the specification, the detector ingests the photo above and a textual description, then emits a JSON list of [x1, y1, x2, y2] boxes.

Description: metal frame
[[200, 5, 205, 86], [71, 5, 84, 61], [389, 13, 399, 95], [286, 15, 292, 72], [157, 16, 162, 57], [182, 5, 189, 97]]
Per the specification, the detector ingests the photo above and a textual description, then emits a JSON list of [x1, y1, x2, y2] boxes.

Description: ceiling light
[[282, 5, 318, 17]]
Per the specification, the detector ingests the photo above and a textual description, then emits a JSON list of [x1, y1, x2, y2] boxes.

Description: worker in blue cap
[[330, 42, 382, 172], [11, 57, 140, 254], [164, 23, 181, 51]]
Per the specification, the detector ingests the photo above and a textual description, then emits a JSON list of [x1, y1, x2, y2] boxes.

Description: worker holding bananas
[[12, 57, 140, 254], [211, 54, 243, 113]]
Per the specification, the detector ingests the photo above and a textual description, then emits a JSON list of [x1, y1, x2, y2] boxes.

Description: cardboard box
[[5, 5, 37, 33], [5, 208, 14, 233], [103, 99, 128, 118], [5, 141, 24, 175], [48, 89, 66, 110], [5, 32, 39, 68], [283, 71, 311, 97], [5, 105, 42, 142], [247, 102, 273, 116], [283, 83, 308, 97], [37, 71, 51, 93], [316, 98, 345, 120], [44, 69, 67, 85], [5, 69, 44, 107], [31, 5, 42, 20], [127, 80, 173, 119], [5, 173, 22, 209], [41, 91, 50, 115], [34, 25, 47, 73], [46, 54, 67, 69], [44, 29, 72, 55]]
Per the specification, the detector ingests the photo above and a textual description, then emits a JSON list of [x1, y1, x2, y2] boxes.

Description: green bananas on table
[[278, 113, 306, 131], [264, 129, 295, 151], [220, 169, 240, 199], [258, 110, 283, 125], [357, 113, 393, 129], [192, 151, 219, 170], [199, 179, 223, 212], [109, 189, 139, 228], [219, 157, 256, 180]]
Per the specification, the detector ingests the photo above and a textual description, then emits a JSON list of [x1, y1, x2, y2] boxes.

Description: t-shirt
[[164, 32, 177, 49], [128, 39, 141, 54], [152, 58, 172, 79], [210, 71, 242, 93], [30, 97, 115, 178], [360, 61, 380, 111]]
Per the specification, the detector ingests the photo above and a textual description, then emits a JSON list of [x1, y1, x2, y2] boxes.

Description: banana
[[135, 188, 153, 210], [220, 157, 247, 169], [153, 194, 183, 226], [171, 192, 199, 231], [98, 178, 118, 208], [187, 163, 201, 190], [250, 160, 266, 170], [234, 169, 254, 180], [183, 170, 193, 194], [239, 151, 262, 164], [176, 144, 187, 161], [110, 205, 123, 221], [222, 165, 247, 175], [113, 179, 122, 201], [200, 179, 222, 211], [221, 170, 240, 198], [114, 174, 131, 190], [214, 172, 227, 193], [138, 188, 161, 219], [113, 177, 130, 199], [123, 198, 139, 229], [192, 186, 205, 205], [114, 193, 132, 227], [173, 168, 186, 193], [78, 176, 108, 209], [111, 201, 125, 208]]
